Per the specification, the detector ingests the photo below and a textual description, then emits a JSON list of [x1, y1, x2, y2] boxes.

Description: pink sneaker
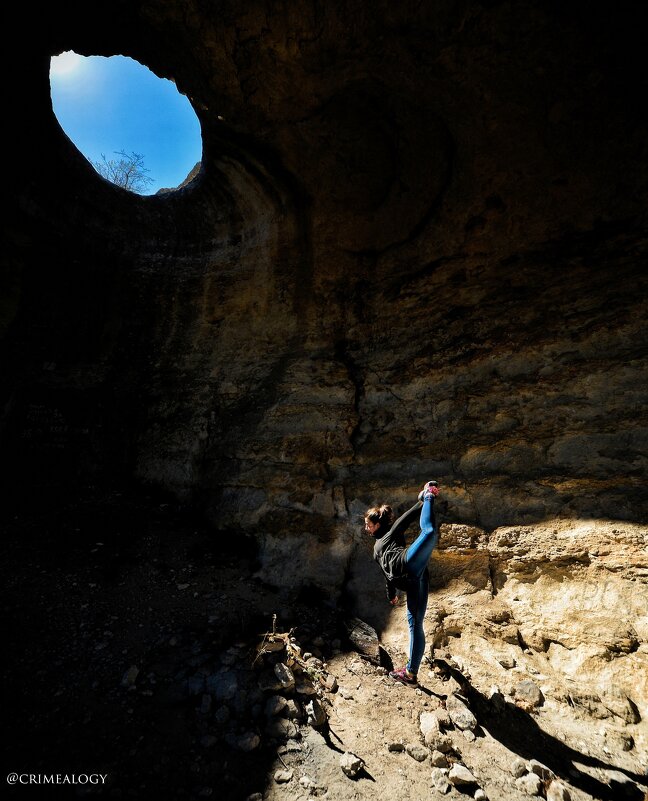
[[418, 480, 439, 501], [389, 666, 418, 686]]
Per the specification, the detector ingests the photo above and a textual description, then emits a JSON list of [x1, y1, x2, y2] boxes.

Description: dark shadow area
[[318, 723, 346, 755], [379, 646, 394, 671], [356, 766, 377, 782], [415, 683, 448, 701], [0, 486, 352, 801], [435, 659, 648, 801]]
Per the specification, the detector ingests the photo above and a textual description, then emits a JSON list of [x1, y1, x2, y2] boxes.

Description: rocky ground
[[2, 488, 647, 801]]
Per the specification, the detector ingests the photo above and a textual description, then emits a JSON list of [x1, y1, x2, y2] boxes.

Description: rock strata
[[4, 2, 648, 800]]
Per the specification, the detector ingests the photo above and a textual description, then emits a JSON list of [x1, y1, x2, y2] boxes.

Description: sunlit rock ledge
[[346, 517, 648, 761]]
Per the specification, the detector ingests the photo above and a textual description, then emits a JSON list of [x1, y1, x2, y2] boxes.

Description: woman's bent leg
[[406, 497, 438, 579], [406, 571, 429, 675]]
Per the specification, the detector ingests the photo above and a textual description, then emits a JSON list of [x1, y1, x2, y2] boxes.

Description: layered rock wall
[[2, 3, 647, 564], [2, 0, 648, 775], [347, 518, 648, 762]]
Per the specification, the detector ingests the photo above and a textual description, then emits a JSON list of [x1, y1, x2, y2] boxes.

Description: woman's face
[[364, 518, 380, 536]]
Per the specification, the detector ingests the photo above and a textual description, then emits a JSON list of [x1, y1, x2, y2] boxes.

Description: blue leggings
[[404, 497, 438, 674]]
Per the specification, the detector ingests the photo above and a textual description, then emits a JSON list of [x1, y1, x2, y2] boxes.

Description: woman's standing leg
[[406, 568, 429, 674]]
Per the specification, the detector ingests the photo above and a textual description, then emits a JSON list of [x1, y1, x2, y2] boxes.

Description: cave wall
[[2, 1, 647, 562]]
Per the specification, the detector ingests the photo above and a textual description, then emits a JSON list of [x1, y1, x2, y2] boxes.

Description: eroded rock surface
[[369, 517, 648, 768], [2, 1, 647, 534], [2, 4, 648, 799]]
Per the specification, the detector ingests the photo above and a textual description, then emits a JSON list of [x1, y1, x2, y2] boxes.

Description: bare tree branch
[[91, 150, 154, 193]]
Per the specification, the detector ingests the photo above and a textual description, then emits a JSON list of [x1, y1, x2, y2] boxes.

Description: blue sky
[[50, 51, 202, 194]]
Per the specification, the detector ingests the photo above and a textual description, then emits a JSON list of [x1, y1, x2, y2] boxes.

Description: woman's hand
[[389, 595, 400, 606]]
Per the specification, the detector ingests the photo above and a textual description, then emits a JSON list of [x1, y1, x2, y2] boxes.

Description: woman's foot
[[389, 666, 418, 686], [418, 480, 439, 501]]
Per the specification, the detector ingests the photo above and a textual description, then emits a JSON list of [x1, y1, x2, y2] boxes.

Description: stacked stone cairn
[[254, 615, 339, 782]]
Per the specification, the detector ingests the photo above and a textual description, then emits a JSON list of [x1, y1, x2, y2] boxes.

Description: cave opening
[[49, 50, 202, 194]]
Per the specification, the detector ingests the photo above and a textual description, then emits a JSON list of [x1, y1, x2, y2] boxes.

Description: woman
[[364, 480, 440, 686]]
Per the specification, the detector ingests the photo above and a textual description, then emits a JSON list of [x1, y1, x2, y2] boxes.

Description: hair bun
[[364, 503, 394, 530]]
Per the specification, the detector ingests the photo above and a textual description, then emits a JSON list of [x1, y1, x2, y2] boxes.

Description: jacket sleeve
[[389, 500, 423, 539]]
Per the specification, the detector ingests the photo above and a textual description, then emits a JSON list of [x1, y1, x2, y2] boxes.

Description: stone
[[489, 686, 506, 711], [405, 742, 429, 762], [198, 694, 212, 715], [602, 694, 642, 724], [515, 680, 544, 708], [265, 695, 288, 717], [295, 675, 317, 695], [236, 733, 261, 752], [121, 666, 139, 687], [601, 769, 638, 788], [265, 718, 297, 739], [462, 729, 476, 742], [498, 656, 516, 669], [420, 711, 441, 744], [321, 673, 338, 692], [274, 663, 295, 691], [621, 734, 634, 751], [501, 626, 523, 645], [284, 699, 303, 720], [274, 769, 293, 783], [546, 781, 571, 801], [511, 758, 527, 778], [435, 707, 452, 729], [206, 671, 238, 700], [436, 735, 454, 753], [345, 618, 381, 663], [474, 790, 488, 801], [387, 742, 405, 752], [279, 741, 303, 754], [516, 772, 543, 796], [430, 750, 449, 767], [431, 768, 452, 794], [448, 764, 478, 786], [305, 698, 327, 727], [446, 694, 478, 730], [529, 759, 556, 781], [340, 752, 364, 778]]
